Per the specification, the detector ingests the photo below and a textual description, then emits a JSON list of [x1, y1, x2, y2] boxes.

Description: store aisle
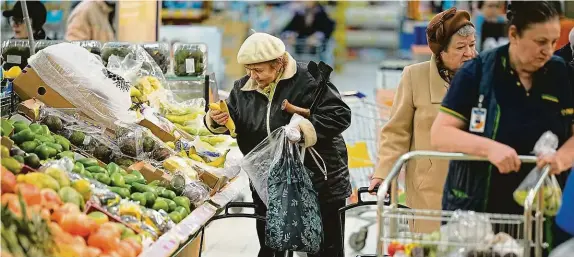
[[202, 62, 382, 257]]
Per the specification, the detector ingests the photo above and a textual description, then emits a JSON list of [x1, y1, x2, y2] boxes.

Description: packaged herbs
[[142, 42, 169, 74], [70, 40, 103, 55], [1, 39, 30, 70], [101, 42, 135, 66], [173, 43, 207, 77]]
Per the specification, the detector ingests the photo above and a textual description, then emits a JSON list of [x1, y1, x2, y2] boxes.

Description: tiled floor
[[202, 62, 383, 257]]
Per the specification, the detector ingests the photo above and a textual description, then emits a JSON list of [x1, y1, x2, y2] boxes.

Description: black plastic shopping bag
[[265, 136, 323, 253]]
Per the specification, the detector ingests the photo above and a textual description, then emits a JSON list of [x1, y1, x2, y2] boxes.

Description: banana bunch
[[159, 101, 205, 117], [174, 124, 212, 136], [166, 113, 202, 125], [131, 76, 164, 104], [200, 135, 228, 146], [183, 146, 230, 168], [208, 101, 237, 137]]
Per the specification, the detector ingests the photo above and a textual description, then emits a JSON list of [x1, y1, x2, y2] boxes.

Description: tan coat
[[65, 1, 115, 42], [375, 55, 449, 233]]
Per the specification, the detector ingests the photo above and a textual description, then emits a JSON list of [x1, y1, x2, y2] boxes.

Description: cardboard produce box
[[14, 67, 177, 142]]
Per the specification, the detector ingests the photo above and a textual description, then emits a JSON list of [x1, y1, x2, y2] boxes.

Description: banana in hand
[[208, 100, 237, 137]]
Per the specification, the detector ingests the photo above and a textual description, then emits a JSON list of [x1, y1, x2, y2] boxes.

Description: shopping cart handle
[[282, 99, 310, 118], [357, 186, 389, 204]]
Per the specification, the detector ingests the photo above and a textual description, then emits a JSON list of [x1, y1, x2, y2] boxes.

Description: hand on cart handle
[[487, 141, 521, 173], [368, 175, 387, 197], [536, 151, 573, 175]]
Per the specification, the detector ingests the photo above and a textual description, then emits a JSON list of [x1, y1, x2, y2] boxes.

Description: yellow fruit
[[166, 141, 175, 149], [22, 172, 60, 191], [130, 87, 142, 97], [208, 101, 237, 137], [87, 211, 109, 225], [189, 154, 205, 163], [4, 66, 22, 79], [206, 149, 230, 168], [72, 179, 92, 201]]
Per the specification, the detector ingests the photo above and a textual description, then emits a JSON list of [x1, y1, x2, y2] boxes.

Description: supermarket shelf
[[161, 9, 204, 20]]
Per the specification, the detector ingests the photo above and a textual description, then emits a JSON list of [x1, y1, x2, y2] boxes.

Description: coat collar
[[240, 52, 298, 91], [429, 55, 449, 103]]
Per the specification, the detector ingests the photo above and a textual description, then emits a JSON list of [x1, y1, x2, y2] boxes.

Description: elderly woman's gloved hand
[[286, 114, 317, 148]]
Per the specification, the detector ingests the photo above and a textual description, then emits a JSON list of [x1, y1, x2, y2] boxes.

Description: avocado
[[119, 138, 138, 157], [86, 166, 107, 174], [45, 142, 63, 153], [12, 121, 29, 134], [123, 174, 145, 185], [109, 186, 130, 198], [94, 173, 111, 185], [92, 145, 112, 163], [130, 192, 147, 206], [24, 153, 41, 169], [132, 182, 156, 196], [76, 158, 99, 167], [69, 131, 86, 146], [11, 129, 35, 144], [53, 135, 70, 151], [43, 115, 63, 132], [114, 157, 135, 168], [151, 198, 169, 212], [19, 141, 39, 153], [29, 123, 43, 135], [143, 136, 156, 152], [110, 172, 126, 187], [72, 162, 85, 173], [143, 191, 157, 207], [34, 145, 54, 160], [12, 155, 24, 164], [152, 148, 172, 162], [56, 151, 75, 160], [34, 134, 55, 143], [2, 157, 23, 173]]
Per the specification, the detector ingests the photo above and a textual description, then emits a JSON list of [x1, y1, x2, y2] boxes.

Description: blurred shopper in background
[[369, 7, 477, 233], [3, 0, 50, 40], [282, 1, 335, 53], [555, 28, 574, 64], [65, 0, 115, 42], [473, 1, 506, 52], [551, 1, 574, 51]]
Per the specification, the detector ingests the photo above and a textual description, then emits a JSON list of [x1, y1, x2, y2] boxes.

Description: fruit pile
[[1, 166, 143, 257]]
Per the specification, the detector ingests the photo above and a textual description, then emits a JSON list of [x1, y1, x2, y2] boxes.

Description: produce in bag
[[265, 129, 322, 253], [513, 131, 563, 216], [173, 43, 207, 77], [70, 40, 102, 55], [1, 39, 30, 70], [35, 40, 66, 52], [142, 42, 170, 74], [106, 45, 166, 86], [27, 43, 137, 129]]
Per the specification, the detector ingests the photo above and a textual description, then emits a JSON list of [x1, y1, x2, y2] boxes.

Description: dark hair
[[506, 1, 559, 35]]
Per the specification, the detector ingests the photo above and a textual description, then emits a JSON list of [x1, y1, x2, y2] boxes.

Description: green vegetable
[[109, 186, 131, 198], [123, 174, 145, 185], [159, 189, 177, 200], [11, 129, 35, 144], [110, 172, 126, 187], [24, 153, 41, 169], [152, 198, 169, 212], [57, 151, 75, 160], [130, 192, 147, 206], [173, 43, 207, 77], [94, 173, 111, 185], [143, 191, 156, 207], [131, 182, 157, 196], [72, 162, 85, 174], [76, 158, 99, 167], [173, 196, 191, 213], [107, 162, 121, 174], [86, 166, 107, 174], [53, 135, 70, 151]]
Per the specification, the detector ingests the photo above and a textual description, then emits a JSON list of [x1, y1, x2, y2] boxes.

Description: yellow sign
[[117, 0, 158, 42]]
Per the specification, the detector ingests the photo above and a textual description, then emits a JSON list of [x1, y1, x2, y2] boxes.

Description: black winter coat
[[207, 59, 352, 203]]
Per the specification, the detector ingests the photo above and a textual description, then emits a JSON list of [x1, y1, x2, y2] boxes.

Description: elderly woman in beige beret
[[368, 7, 478, 233], [204, 32, 352, 257]]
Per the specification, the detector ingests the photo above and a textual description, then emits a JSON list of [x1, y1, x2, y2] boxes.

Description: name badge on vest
[[470, 94, 487, 133]]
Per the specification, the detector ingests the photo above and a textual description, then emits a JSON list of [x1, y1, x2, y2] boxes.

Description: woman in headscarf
[[205, 32, 351, 257], [369, 7, 478, 233]]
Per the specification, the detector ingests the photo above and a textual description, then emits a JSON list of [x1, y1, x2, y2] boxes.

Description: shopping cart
[[337, 91, 396, 252], [376, 151, 550, 257], [284, 38, 335, 67]]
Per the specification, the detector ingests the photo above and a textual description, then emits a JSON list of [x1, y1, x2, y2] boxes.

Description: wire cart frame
[[376, 151, 550, 257]]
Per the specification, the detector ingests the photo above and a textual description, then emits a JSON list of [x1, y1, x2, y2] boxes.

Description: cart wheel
[[349, 228, 368, 251]]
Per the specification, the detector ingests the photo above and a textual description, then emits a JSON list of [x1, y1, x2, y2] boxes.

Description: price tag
[[185, 58, 195, 73], [6, 55, 21, 64]]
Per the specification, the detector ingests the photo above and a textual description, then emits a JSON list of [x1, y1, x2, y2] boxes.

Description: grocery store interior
[[2, 0, 574, 257]]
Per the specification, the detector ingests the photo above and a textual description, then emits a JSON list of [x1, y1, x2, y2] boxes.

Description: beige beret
[[237, 32, 286, 65]]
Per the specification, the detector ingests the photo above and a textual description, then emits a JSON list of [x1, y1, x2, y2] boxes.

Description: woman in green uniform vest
[[431, 0, 573, 251]]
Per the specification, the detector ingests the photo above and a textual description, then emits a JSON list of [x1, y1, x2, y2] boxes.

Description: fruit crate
[[1, 90, 21, 118]]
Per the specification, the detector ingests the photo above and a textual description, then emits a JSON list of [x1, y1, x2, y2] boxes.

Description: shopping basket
[[376, 150, 550, 257], [284, 38, 335, 67]]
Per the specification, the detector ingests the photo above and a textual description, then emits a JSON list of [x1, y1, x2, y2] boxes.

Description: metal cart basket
[[376, 151, 550, 257]]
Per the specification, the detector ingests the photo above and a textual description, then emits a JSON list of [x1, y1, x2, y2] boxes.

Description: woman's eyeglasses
[[9, 17, 25, 26]]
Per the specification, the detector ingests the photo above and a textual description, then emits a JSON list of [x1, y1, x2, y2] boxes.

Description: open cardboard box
[[128, 161, 228, 196], [13, 66, 178, 142]]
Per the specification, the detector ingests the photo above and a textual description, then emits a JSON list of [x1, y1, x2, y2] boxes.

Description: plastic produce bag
[[2, 39, 30, 70], [27, 42, 138, 129], [101, 42, 134, 66], [106, 44, 166, 85], [265, 131, 323, 253], [173, 43, 207, 77], [513, 131, 563, 216]]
